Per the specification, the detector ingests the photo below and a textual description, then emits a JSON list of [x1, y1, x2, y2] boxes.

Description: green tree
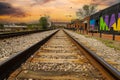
[[39, 17, 48, 29], [76, 4, 98, 19], [27, 23, 42, 30], [0, 24, 4, 29]]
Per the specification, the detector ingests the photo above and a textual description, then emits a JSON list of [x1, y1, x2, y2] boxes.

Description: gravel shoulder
[[0, 30, 58, 62], [65, 29, 120, 72]]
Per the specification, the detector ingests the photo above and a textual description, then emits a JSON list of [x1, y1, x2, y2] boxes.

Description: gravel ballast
[[0, 30, 58, 62], [65, 29, 120, 72]]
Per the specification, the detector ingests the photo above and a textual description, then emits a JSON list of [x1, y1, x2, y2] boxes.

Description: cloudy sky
[[0, 0, 120, 23]]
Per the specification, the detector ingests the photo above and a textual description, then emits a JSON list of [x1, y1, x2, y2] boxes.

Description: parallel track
[[0, 30, 120, 80], [0, 29, 53, 39]]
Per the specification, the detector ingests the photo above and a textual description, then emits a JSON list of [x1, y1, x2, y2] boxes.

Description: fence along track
[[8, 30, 116, 80]]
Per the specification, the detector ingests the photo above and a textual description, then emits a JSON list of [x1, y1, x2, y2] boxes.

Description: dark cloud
[[92, 0, 120, 6], [0, 2, 26, 17], [31, 0, 55, 6]]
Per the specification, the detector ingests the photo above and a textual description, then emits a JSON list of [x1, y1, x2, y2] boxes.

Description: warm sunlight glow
[[0, 0, 119, 23]]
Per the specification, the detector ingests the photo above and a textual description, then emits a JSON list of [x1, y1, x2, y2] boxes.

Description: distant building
[[81, 16, 90, 33], [66, 17, 90, 33], [67, 19, 81, 29], [52, 22, 69, 27], [4, 24, 27, 31]]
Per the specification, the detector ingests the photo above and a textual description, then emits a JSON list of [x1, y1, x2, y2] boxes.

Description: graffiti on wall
[[100, 13, 120, 31], [100, 16, 109, 31], [112, 13, 120, 31], [90, 19, 95, 30]]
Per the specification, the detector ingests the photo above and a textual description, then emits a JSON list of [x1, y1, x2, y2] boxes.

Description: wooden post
[[112, 31, 115, 40], [100, 31, 102, 38], [92, 30, 94, 36]]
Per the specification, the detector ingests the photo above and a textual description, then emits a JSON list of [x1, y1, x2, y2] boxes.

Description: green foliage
[[84, 34, 120, 51], [51, 25, 56, 29], [76, 4, 98, 19], [96, 38, 120, 50], [27, 24, 42, 30], [71, 19, 76, 24], [17, 23, 27, 26], [0, 24, 4, 29], [39, 17, 48, 29]]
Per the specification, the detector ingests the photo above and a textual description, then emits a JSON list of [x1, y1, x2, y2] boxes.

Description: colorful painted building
[[90, 2, 120, 32]]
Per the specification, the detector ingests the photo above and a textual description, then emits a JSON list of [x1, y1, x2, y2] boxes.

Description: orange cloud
[[31, 0, 55, 6], [0, 0, 120, 23]]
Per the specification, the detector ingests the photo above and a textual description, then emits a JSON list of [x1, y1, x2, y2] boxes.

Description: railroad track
[[0, 29, 53, 39], [0, 30, 120, 80]]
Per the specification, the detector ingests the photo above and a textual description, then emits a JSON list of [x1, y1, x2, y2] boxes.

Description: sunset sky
[[0, 0, 120, 23]]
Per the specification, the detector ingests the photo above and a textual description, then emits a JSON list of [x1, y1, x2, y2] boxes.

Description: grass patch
[[95, 37, 120, 50], [75, 31, 120, 51]]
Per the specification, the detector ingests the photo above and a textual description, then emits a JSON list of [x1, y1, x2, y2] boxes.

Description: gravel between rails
[[65, 29, 120, 72], [0, 30, 58, 62], [15, 30, 105, 80]]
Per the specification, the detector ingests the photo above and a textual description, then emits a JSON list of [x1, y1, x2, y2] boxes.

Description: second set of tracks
[[3, 30, 120, 80]]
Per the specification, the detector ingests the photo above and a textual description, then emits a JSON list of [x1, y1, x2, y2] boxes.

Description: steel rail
[[64, 30, 120, 80], [0, 29, 54, 39], [0, 30, 59, 80]]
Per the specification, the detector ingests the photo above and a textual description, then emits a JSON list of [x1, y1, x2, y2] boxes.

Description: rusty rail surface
[[64, 30, 120, 80], [0, 30, 59, 80], [0, 29, 120, 80]]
